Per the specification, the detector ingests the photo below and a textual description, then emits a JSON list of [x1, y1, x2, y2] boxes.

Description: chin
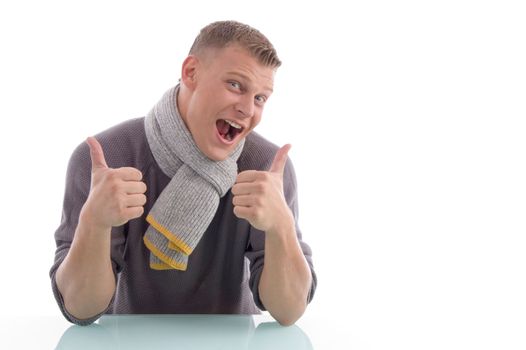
[[199, 138, 242, 162], [204, 148, 230, 162]]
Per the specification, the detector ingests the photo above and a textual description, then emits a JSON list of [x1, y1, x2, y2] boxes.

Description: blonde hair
[[189, 20, 281, 68]]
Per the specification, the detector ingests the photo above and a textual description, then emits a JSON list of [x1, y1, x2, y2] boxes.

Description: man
[[50, 20, 317, 327]]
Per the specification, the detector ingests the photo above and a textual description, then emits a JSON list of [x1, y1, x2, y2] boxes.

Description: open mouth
[[216, 119, 244, 142]]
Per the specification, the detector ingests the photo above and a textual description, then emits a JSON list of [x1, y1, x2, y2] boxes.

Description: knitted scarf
[[143, 85, 244, 270]]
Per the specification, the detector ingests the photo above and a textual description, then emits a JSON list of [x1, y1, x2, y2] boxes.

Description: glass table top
[[54, 314, 313, 349]]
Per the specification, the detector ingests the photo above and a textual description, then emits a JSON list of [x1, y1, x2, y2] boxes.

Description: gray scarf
[[143, 85, 244, 270]]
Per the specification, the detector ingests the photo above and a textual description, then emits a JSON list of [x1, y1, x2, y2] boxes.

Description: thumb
[[269, 144, 291, 175], [86, 136, 108, 170]]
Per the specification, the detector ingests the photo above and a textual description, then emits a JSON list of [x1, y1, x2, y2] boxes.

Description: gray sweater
[[50, 117, 317, 325]]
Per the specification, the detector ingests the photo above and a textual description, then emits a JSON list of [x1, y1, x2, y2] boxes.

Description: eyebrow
[[226, 71, 274, 94]]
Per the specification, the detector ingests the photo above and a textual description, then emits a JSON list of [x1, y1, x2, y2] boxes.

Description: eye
[[255, 95, 267, 105], [228, 81, 241, 89]]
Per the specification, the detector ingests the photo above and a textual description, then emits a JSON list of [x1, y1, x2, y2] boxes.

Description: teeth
[[224, 119, 242, 129]]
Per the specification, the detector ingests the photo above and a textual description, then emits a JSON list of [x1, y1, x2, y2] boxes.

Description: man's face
[[181, 45, 275, 161]]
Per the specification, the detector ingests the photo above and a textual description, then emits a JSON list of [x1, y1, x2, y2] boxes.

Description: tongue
[[216, 119, 230, 136]]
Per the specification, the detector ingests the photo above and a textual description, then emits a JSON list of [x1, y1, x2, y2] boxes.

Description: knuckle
[[118, 210, 128, 222], [106, 170, 119, 181], [117, 203, 127, 216], [134, 206, 144, 218], [256, 183, 265, 193], [244, 207, 254, 217], [260, 184, 269, 195], [109, 182, 121, 195], [116, 196, 127, 212]]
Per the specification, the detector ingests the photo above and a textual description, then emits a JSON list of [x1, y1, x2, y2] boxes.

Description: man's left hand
[[232, 144, 294, 233]]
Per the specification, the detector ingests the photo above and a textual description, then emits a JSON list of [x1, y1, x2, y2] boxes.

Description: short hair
[[189, 20, 281, 69]]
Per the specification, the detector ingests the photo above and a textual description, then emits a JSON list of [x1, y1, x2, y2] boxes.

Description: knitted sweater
[[49, 117, 317, 325]]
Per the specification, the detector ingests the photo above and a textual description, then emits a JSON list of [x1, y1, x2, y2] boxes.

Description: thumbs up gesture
[[81, 137, 147, 229], [232, 144, 294, 233]]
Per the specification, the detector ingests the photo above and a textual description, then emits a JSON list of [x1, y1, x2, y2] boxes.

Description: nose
[[235, 94, 255, 119]]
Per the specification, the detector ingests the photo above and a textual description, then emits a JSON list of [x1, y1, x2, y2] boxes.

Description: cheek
[[252, 112, 263, 128], [191, 94, 212, 123]]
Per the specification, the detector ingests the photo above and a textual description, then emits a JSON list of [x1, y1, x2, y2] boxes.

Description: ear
[[180, 55, 199, 90]]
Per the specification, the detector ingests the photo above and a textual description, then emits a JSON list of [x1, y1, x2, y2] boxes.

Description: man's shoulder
[[97, 117, 146, 139], [238, 131, 280, 171], [69, 117, 152, 171]]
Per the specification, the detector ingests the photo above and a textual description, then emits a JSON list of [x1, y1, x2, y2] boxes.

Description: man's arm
[[55, 215, 116, 320], [56, 137, 146, 320], [232, 144, 313, 325], [258, 214, 312, 326]]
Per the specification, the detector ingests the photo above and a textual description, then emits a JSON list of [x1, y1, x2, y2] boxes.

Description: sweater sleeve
[[49, 141, 126, 326], [244, 158, 317, 311]]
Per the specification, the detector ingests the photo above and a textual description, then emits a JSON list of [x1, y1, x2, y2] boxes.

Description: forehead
[[200, 45, 275, 91]]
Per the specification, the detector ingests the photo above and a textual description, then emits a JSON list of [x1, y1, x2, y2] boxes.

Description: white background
[[0, 0, 525, 349]]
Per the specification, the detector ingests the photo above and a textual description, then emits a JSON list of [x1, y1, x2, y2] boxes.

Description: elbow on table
[[269, 300, 308, 327]]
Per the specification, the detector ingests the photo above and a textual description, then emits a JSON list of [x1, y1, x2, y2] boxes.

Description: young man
[[50, 21, 317, 326]]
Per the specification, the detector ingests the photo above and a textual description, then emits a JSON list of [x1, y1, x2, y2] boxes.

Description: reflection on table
[[55, 314, 313, 350]]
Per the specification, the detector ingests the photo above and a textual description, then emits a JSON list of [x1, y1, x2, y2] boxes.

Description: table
[[1, 314, 314, 349]]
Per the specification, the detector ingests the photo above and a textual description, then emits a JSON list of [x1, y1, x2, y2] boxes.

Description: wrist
[[79, 203, 112, 233], [266, 210, 295, 238]]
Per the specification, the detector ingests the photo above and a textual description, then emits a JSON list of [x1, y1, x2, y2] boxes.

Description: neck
[[176, 83, 191, 128]]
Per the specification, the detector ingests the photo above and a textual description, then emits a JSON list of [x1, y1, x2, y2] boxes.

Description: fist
[[81, 137, 147, 229]]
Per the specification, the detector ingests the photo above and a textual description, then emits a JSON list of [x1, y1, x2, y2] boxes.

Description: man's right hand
[[82, 136, 147, 229]]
